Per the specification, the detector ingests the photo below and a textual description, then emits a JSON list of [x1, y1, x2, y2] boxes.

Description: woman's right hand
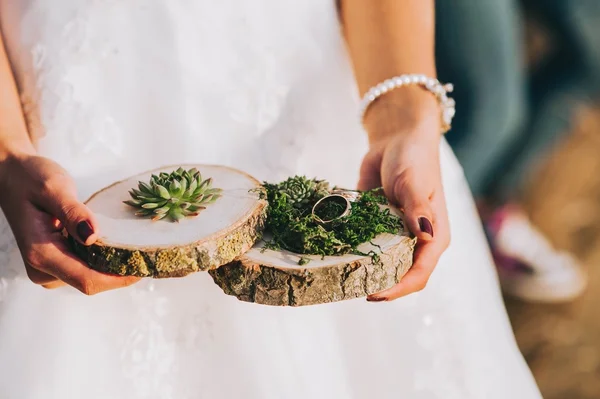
[[0, 152, 140, 294]]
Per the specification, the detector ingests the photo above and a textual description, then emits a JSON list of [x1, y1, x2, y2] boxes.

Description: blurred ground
[[492, 12, 600, 399], [506, 106, 600, 399]]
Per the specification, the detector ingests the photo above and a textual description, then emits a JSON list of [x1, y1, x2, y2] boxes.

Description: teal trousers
[[436, 0, 600, 199]]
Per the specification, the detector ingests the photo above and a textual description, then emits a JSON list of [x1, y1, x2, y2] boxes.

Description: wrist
[[362, 85, 442, 145]]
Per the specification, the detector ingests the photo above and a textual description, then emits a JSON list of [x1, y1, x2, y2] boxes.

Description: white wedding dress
[[0, 1, 542, 398]]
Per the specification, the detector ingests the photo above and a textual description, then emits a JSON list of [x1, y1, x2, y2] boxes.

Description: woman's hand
[[0, 153, 140, 294], [358, 89, 451, 301]]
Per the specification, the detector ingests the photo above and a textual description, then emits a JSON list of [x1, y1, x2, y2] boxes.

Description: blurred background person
[[435, 0, 600, 303]]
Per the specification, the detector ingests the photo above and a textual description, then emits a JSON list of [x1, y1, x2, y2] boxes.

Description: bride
[[0, 1, 542, 398]]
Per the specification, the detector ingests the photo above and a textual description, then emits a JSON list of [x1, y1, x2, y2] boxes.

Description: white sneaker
[[489, 208, 587, 303]]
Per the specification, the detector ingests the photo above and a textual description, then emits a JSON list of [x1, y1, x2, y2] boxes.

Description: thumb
[[390, 173, 435, 241], [357, 150, 383, 191], [41, 190, 98, 245]]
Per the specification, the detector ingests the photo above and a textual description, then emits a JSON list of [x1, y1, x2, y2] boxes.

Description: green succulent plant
[[124, 167, 222, 222], [278, 176, 329, 207]]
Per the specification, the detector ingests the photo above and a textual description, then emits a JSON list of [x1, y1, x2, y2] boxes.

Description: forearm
[[0, 29, 35, 163], [340, 0, 439, 139]]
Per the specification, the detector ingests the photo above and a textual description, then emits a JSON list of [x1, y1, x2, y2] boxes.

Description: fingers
[[51, 217, 63, 231], [44, 238, 140, 295], [367, 189, 450, 301], [25, 264, 59, 286], [53, 199, 97, 245], [20, 204, 138, 295], [7, 160, 134, 294], [389, 169, 435, 241], [25, 252, 67, 289], [359, 150, 436, 241], [34, 180, 98, 245], [357, 150, 383, 191], [26, 232, 140, 295], [367, 238, 446, 301], [42, 281, 67, 289]]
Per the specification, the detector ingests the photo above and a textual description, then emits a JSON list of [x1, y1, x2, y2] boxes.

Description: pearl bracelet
[[358, 74, 456, 134]]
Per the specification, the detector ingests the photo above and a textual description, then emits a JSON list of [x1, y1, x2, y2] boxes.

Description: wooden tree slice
[[209, 218, 416, 306], [72, 164, 267, 278]]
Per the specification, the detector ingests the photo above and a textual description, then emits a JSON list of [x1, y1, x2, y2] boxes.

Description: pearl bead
[[359, 74, 456, 134]]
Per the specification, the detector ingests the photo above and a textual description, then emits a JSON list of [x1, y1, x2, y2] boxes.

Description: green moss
[[261, 177, 402, 264], [99, 247, 127, 275], [127, 251, 151, 277], [216, 230, 245, 263], [216, 212, 265, 265], [155, 248, 198, 276], [195, 248, 211, 270]]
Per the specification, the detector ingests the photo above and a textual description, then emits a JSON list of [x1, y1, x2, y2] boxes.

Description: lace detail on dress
[[223, 26, 290, 136], [19, 1, 125, 157], [121, 281, 178, 399]]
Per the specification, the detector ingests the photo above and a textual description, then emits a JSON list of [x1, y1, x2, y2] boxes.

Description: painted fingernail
[[366, 296, 387, 302], [76, 220, 94, 242], [418, 217, 434, 237]]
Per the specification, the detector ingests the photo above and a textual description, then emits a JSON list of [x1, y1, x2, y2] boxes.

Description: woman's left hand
[[357, 89, 451, 301]]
